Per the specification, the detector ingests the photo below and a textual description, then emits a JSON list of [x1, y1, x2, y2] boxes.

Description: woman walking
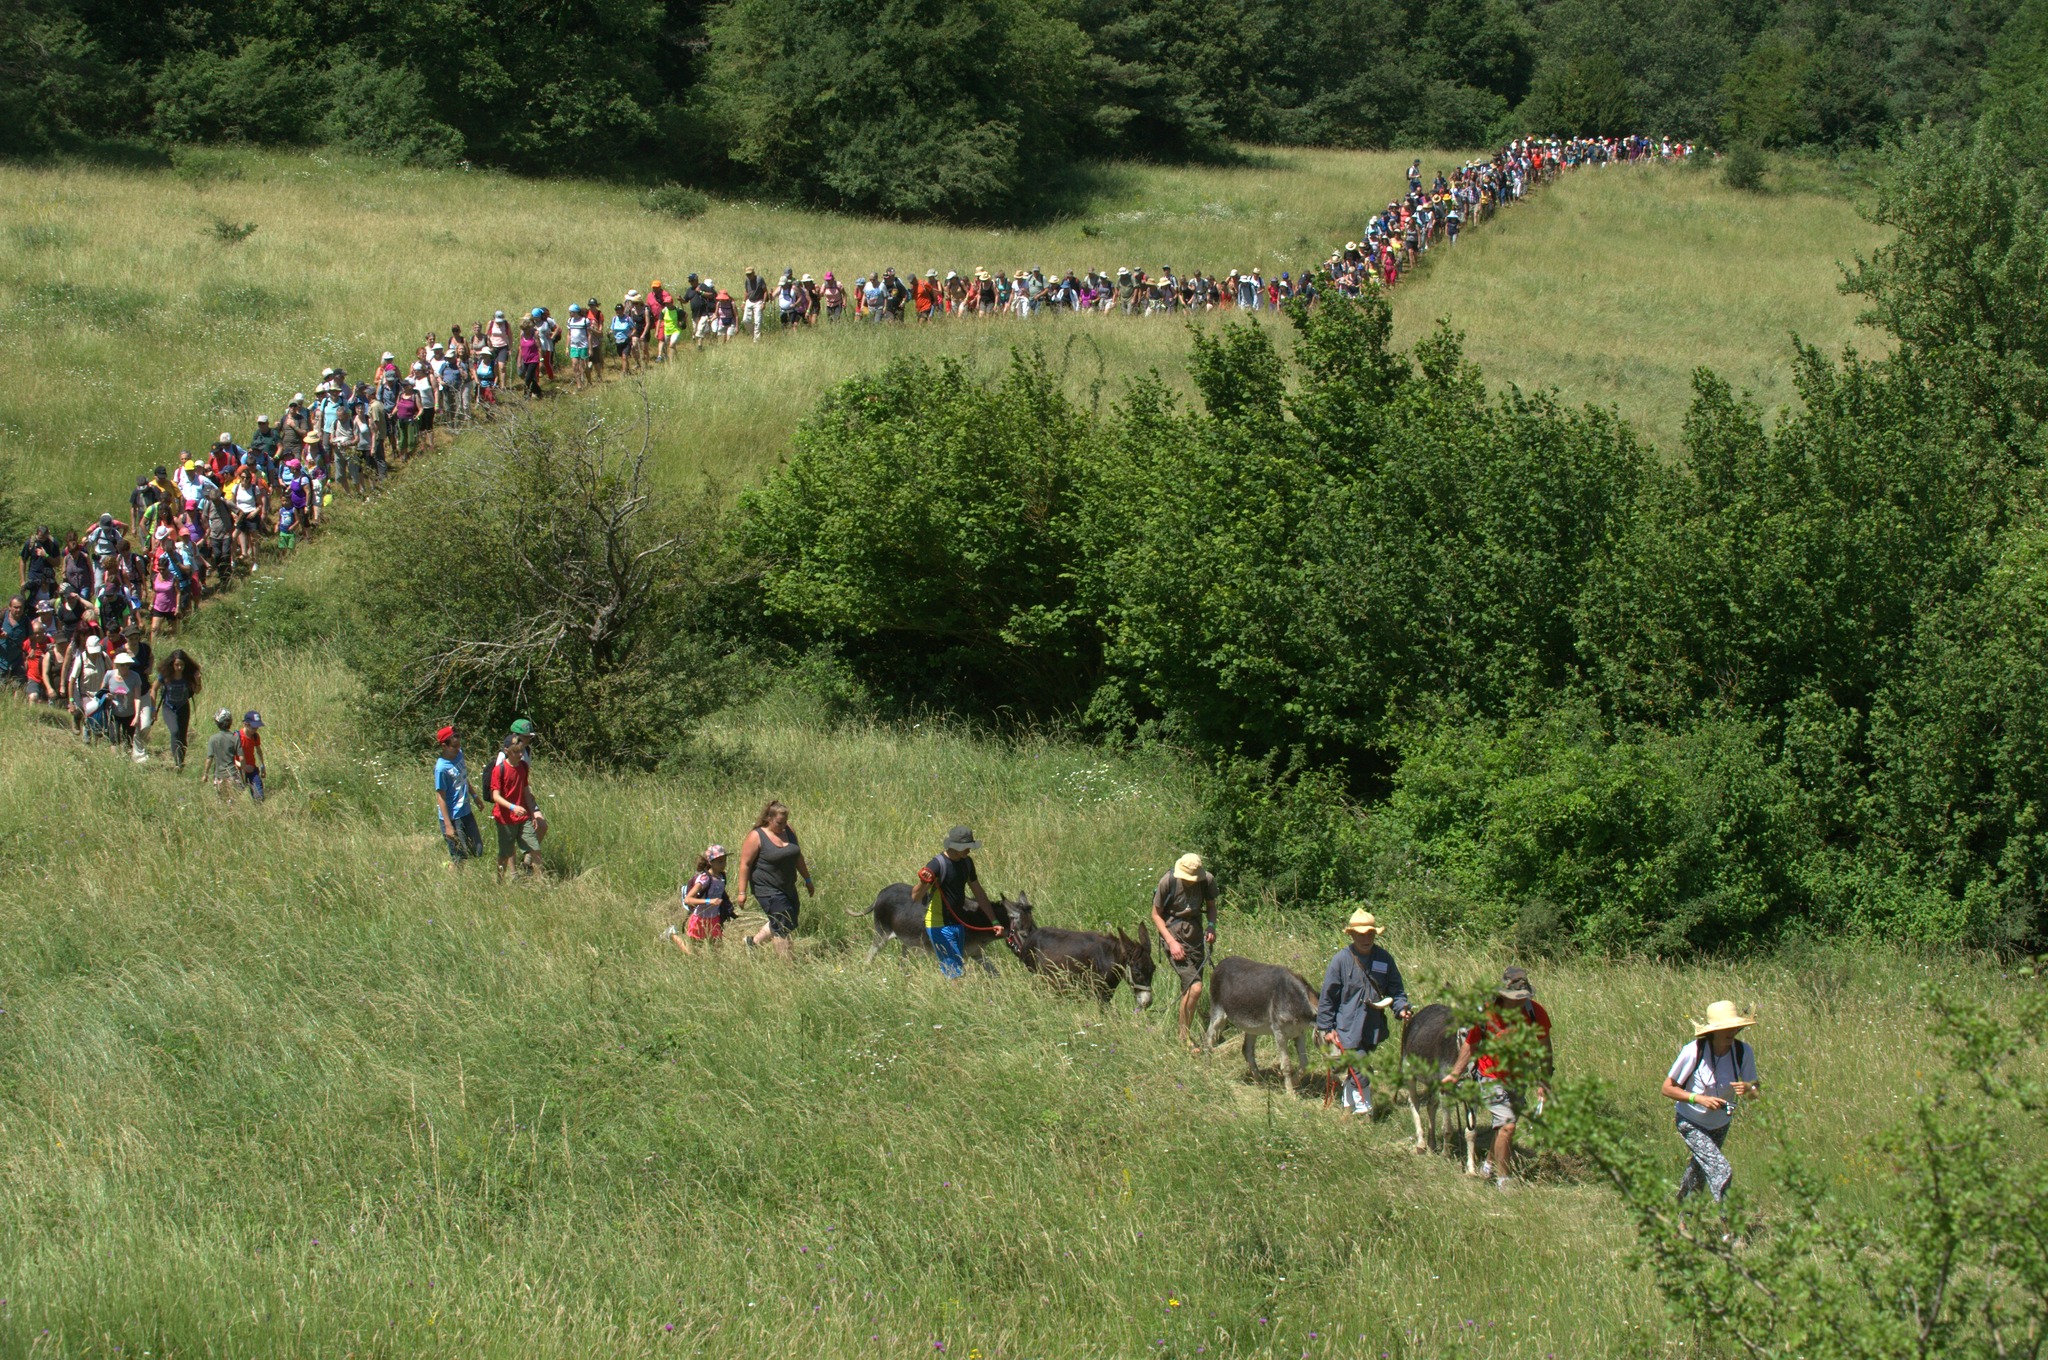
[[734, 800, 813, 960], [152, 649, 201, 771], [1661, 1000, 1760, 1205]]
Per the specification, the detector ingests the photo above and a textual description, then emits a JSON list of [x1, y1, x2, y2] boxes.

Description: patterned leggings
[[1676, 1121, 1733, 1202]]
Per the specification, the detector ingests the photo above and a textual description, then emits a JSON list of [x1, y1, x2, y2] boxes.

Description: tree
[[699, 0, 1091, 221], [340, 406, 744, 766]]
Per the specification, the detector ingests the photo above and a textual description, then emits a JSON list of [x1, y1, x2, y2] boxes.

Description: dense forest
[[5, 0, 2048, 219]]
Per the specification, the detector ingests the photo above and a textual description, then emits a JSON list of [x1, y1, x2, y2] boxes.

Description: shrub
[[741, 347, 1105, 715], [700, 0, 1091, 221], [644, 184, 710, 221], [339, 409, 746, 766], [1723, 141, 1768, 191], [150, 40, 309, 145], [316, 56, 463, 167], [1373, 703, 1815, 954], [1189, 755, 1379, 910]]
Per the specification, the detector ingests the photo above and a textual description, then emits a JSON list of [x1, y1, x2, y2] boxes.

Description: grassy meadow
[[1388, 157, 1886, 452], [3, 146, 1880, 525], [0, 145, 2012, 1357]]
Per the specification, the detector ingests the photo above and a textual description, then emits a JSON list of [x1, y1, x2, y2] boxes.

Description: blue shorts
[[927, 924, 965, 978]]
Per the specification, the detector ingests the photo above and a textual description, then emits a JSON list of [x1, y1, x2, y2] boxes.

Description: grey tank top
[[750, 826, 801, 897]]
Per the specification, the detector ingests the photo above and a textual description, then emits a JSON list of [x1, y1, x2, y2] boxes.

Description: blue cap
[[531, 307, 545, 318], [243, 710, 263, 728]]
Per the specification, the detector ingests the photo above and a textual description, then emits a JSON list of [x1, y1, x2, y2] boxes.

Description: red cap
[[435, 725, 456, 744]]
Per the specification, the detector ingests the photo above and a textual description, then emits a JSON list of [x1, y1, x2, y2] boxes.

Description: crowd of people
[[643, 801, 1754, 1203], [1, 132, 1739, 1203]]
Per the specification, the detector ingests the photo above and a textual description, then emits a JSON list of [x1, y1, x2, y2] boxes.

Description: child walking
[[664, 844, 732, 955]]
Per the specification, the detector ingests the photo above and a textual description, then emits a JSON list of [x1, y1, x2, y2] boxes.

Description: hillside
[[0, 146, 1879, 527], [0, 146, 2028, 1358]]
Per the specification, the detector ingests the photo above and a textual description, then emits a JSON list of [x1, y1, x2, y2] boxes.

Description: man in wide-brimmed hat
[[909, 825, 999, 979], [1313, 909, 1411, 1118], [1660, 1000, 1760, 1204], [1444, 967, 1553, 1188]]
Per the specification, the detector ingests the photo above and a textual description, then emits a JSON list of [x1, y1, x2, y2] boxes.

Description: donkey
[[847, 883, 1015, 974], [1003, 898, 1155, 1010], [1202, 956, 1321, 1094], [1399, 1003, 1479, 1174]]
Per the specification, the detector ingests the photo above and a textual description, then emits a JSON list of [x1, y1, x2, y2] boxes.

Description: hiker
[[1661, 1001, 1760, 1204], [665, 844, 733, 955], [908, 826, 999, 979], [735, 799, 813, 959], [201, 709, 240, 793], [488, 718, 544, 881], [237, 710, 266, 801], [566, 304, 593, 388], [1314, 909, 1412, 1119], [1443, 967, 1553, 1189], [1151, 852, 1220, 1049], [152, 649, 201, 771], [433, 724, 483, 866], [0, 595, 26, 692], [741, 269, 767, 340]]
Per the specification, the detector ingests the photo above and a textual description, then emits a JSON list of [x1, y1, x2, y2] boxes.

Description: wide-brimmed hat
[[943, 825, 982, 852], [1496, 967, 1533, 1002], [1173, 852, 1204, 882], [1343, 908, 1386, 937], [1692, 1000, 1757, 1037]]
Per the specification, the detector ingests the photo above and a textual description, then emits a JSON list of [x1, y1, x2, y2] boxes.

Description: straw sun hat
[[1691, 1000, 1757, 1037], [1342, 908, 1387, 938]]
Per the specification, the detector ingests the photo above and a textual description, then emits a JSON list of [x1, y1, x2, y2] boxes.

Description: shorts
[[756, 887, 798, 938], [496, 817, 542, 859], [444, 810, 483, 862], [418, 409, 435, 433], [570, 346, 590, 360], [1166, 928, 1206, 990], [26, 680, 46, 701], [686, 912, 723, 942], [1481, 1079, 1523, 1128], [152, 605, 177, 620], [927, 924, 966, 978]]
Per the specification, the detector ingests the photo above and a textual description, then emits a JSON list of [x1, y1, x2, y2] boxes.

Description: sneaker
[[1493, 1175, 1513, 1191], [660, 925, 680, 940], [1480, 1158, 1494, 1178]]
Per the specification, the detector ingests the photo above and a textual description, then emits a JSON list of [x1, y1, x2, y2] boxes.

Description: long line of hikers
[[2, 134, 1691, 776]]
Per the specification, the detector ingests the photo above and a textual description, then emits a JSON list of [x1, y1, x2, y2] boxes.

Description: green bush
[[699, 0, 1092, 220], [1372, 703, 1815, 954], [339, 410, 745, 766], [1723, 141, 1768, 191], [741, 348, 1105, 714], [150, 40, 310, 145], [644, 183, 710, 220], [316, 56, 463, 167], [1188, 755, 1379, 910]]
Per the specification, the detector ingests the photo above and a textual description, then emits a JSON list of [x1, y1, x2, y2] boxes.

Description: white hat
[[85, 636, 104, 654], [219, 432, 233, 443], [293, 392, 306, 403], [113, 651, 133, 665], [382, 351, 396, 361]]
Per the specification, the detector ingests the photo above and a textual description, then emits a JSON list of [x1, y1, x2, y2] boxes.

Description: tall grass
[[1388, 158, 1885, 453], [0, 146, 1999, 1358]]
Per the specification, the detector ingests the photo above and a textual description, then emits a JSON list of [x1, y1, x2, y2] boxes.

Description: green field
[[0, 147, 1998, 1358], [2, 146, 1878, 526]]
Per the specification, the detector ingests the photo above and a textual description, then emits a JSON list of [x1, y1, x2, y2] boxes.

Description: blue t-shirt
[[434, 752, 471, 818]]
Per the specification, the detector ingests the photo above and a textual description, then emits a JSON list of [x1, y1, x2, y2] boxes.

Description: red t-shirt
[[238, 728, 262, 772], [23, 634, 48, 685], [1466, 1001, 1551, 1081], [489, 754, 530, 824]]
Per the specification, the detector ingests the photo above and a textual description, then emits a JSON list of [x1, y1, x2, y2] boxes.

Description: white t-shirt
[[1668, 1037, 1757, 1131]]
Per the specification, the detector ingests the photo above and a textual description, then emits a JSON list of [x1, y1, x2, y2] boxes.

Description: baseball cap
[[435, 724, 456, 744], [244, 710, 263, 728], [509, 718, 535, 737]]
